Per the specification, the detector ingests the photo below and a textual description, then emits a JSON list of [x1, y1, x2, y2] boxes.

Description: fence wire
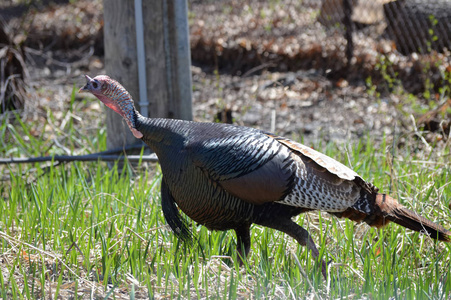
[[317, 0, 450, 55]]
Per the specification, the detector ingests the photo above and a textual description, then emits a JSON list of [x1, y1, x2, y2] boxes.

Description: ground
[[1, 0, 450, 299], [1, 0, 449, 148]]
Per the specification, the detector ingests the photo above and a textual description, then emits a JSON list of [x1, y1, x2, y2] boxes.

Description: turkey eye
[[92, 82, 98, 89]]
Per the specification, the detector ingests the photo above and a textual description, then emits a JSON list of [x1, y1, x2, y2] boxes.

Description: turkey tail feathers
[[375, 194, 451, 242]]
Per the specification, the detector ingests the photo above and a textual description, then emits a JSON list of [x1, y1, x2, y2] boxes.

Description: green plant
[[1, 87, 450, 299]]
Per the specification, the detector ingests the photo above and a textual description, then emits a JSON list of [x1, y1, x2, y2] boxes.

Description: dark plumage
[[80, 75, 450, 278]]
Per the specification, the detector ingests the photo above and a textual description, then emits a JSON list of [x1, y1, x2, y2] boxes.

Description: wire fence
[[188, 0, 450, 100], [317, 0, 451, 55]]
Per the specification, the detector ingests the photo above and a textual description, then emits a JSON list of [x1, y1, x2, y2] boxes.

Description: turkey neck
[[134, 112, 194, 178], [135, 112, 192, 152]]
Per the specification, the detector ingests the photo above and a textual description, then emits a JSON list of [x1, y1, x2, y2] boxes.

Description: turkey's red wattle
[[96, 94, 123, 116]]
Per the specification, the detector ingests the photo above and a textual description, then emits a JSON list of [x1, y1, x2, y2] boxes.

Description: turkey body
[[134, 115, 450, 278], [138, 117, 359, 227], [80, 75, 450, 279]]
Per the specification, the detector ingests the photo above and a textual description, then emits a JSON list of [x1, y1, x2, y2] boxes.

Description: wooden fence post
[[103, 0, 193, 150]]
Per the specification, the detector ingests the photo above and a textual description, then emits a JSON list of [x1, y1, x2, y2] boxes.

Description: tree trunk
[[103, 0, 193, 150]]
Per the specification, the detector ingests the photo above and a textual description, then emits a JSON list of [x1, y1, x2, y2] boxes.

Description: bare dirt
[[1, 0, 450, 149]]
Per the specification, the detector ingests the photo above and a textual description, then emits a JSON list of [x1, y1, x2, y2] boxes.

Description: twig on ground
[[0, 230, 96, 290], [291, 251, 320, 300], [65, 241, 85, 257], [410, 114, 432, 152], [241, 62, 277, 78]]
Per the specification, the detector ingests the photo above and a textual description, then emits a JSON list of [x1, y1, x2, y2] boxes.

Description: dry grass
[[1, 88, 450, 299]]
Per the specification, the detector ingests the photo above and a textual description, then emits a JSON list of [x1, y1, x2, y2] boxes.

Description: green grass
[[0, 92, 450, 299]]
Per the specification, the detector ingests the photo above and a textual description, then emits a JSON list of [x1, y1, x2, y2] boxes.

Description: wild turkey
[[80, 75, 450, 278]]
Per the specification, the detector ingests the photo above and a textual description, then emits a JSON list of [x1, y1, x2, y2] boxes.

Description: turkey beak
[[79, 75, 93, 93]]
